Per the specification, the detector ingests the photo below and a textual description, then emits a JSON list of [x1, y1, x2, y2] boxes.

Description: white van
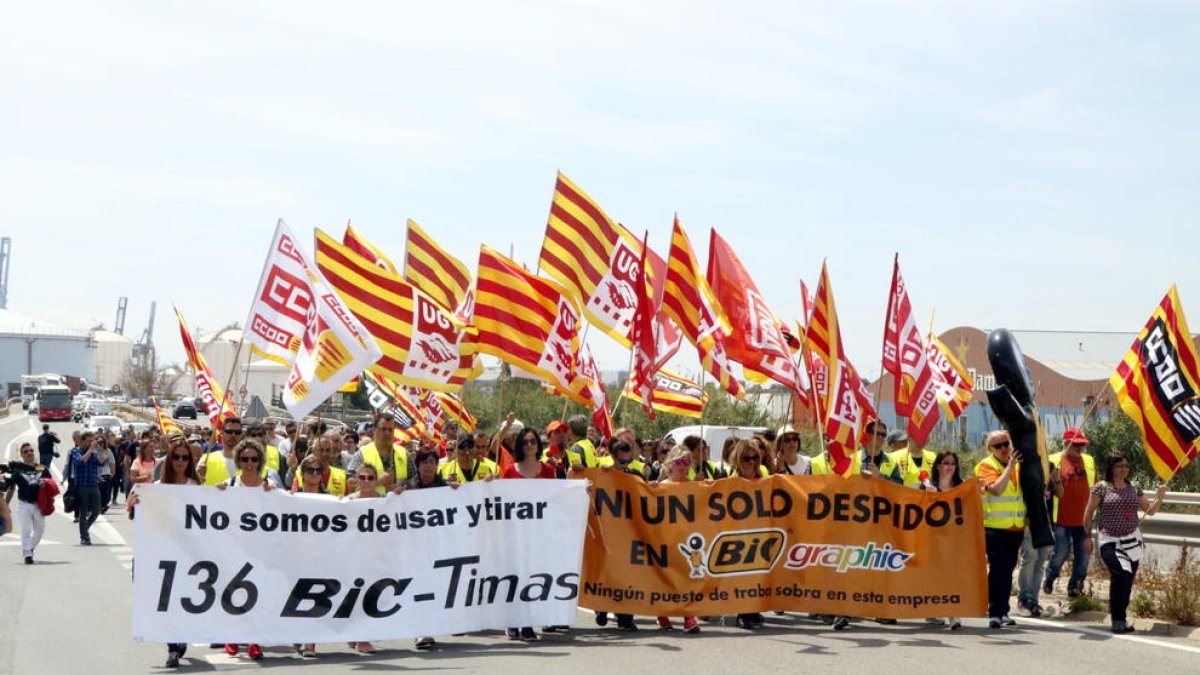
[[661, 425, 769, 468]]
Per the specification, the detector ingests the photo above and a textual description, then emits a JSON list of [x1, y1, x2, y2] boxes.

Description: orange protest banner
[[580, 469, 986, 619]]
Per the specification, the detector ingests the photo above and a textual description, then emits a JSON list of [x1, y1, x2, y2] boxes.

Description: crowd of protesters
[[1, 410, 1173, 667]]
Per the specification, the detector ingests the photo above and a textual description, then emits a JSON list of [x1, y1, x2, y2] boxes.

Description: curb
[[1061, 610, 1200, 640]]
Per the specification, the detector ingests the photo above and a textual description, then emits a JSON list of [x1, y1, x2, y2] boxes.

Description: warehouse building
[[0, 307, 132, 394]]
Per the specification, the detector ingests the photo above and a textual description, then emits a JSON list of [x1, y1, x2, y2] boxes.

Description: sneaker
[[736, 615, 758, 630], [594, 612, 609, 627], [247, 644, 263, 660], [354, 641, 376, 653], [415, 637, 435, 650], [507, 628, 521, 640], [949, 619, 962, 631], [519, 627, 538, 642], [683, 617, 700, 634], [749, 613, 765, 627], [656, 617, 674, 629], [301, 645, 316, 658], [1067, 588, 1081, 599], [616, 618, 638, 632], [1111, 621, 1128, 634], [1043, 578, 1055, 595], [925, 618, 946, 626], [988, 617, 1002, 629], [875, 618, 898, 625], [24, 556, 33, 565], [1002, 615, 1017, 626], [224, 644, 239, 656], [832, 616, 850, 631], [165, 652, 180, 668]]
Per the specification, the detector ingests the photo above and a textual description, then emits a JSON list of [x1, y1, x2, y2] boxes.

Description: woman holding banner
[[215, 440, 274, 660], [922, 450, 964, 630], [501, 428, 556, 641], [683, 436, 723, 481], [1082, 451, 1167, 634], [655, 446, 701, 634], [726, 440, 767, 630], [127, 434, 197, 668]]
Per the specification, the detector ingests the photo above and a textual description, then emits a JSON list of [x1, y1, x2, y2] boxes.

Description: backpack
[[38, 477, 60, 516]]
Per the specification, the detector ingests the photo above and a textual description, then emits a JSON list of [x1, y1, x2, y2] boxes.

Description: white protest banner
[[132, 480, 589, 644]]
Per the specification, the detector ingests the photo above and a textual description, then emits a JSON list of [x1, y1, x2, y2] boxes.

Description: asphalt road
[[3, 410, 1199, 674]]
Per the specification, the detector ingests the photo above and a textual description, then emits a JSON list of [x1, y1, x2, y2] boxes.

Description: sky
[[2, 1, 1199, 384]]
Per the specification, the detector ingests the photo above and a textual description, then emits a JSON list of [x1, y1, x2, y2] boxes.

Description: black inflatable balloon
[[984, 329, 1054, 548]]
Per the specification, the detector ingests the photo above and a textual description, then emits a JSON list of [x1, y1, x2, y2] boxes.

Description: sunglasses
[[238, 456, 261, 464], [357, 474, 376, 481], [671, 458, 692, 467], [224, 429, 244, 435], [741, 455, 761, 463], [991, 441, 1011, 449], [458, 443, 475, 450], [302, 467, 324, 475], [170, 454, 190, 461]]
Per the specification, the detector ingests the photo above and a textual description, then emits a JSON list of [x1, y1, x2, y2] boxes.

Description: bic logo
[[679, 529, 786, 578]]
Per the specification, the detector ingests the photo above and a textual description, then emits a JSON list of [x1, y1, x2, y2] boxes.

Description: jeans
[[985, 528, 1024, 618], [1018, 529, 1053, 607], [1100, 543, 1140, 623], [76, 485, 101, 542], [18, 500, 46, 557], [1045, 525, 1090, 592]]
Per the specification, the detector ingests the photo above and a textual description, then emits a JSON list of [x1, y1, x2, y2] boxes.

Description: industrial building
[[0, 307, 133, 394]]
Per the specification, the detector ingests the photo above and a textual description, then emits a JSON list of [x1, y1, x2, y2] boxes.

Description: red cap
[[1062, 428, 1089, 445], [546, 420, 569, 434]]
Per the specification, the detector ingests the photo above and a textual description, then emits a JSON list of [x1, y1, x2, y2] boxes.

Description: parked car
[[173, 400, 198, 419], [83, 400, 113, 418]]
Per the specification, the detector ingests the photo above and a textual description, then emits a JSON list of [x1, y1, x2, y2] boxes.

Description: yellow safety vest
[[687, 459, 724, 481], [975, 454, 1026, 530], [438, 459, 496, 482], [265, 445, 281, 474], [202, 450, 234, 486], [566, 439, 601, 468], [1049, 451, 1095, 521], [361, 442, 409, 495], [891, 448, 939, 487], [326, 466, 347, 496], [811, 452, 893, 477]]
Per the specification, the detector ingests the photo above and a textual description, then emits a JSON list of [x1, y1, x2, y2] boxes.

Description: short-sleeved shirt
[[7, 462, 50, 503], [1093, 482, 1143, 538], [1055, 454, 1091, 526]]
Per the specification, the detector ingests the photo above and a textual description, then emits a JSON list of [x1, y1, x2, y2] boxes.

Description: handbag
[[63, 488, 76, 514]]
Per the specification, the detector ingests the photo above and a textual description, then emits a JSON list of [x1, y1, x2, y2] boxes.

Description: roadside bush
[[1068, 594, 1106, 613], [1130, 593, 1156, 618], [1158, 546, 1200, 626]]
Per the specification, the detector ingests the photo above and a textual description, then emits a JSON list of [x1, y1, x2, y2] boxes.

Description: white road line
[[3, 412, 36, 461], [1022, 616, 1200, 655]]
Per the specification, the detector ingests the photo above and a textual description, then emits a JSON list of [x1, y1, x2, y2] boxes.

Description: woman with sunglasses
[[653, 446, 701, 633], [129, 436, 160, 490], [773, 428, 811, 476], [591, 439, 648, 632], [393, 449, 448, 650], [213, 440, 274, 660], [286, 454, 338, 658], [725, 439, 768, 629], [1082, 451, 1167, 634], [496, 428, 558, 641], [127, 435, 197, 667], [340, 463, 381, 653], [918, 450, 964, 630], [974, 430, 1024, 629]]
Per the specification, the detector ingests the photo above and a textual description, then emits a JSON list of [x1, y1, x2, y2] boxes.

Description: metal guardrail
[[1141, 512, 1198, 549], [1163, 491, 1200, 507]]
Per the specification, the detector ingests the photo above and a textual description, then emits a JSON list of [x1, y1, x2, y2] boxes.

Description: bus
[[21, 373, 64, 409], [36, 384, 73, 422]]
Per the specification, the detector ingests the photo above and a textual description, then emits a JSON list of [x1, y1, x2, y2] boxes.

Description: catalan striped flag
[[927, 333, 974, 422], [153, 398, 182, 436], [314, 229, 477, 392], [343, 223, 398, 274], [174, 306, 237, 429], [1110, 286, 1200, 480], [804, 263, 869, 475], [404, 219, 473, 314], [474, 244, 591, 406], [539, 172, 643, 346], [431, 390, 477, 432], [621, 370, 709, 419], [662, 216, 744, 399]]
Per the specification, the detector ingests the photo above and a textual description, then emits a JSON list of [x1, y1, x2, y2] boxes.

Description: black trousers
[[77, 485, 101, 541], [1100, 542, 1140, 623], [985, 528, 1024, 619]]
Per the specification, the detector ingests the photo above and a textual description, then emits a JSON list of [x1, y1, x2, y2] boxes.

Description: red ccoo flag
[[628, 230, 659, 418], [881, 255, 940, 445]]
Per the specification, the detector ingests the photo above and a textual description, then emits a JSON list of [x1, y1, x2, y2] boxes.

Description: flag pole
[[221, 335, 246, 417], [612, 346, 637, 424]]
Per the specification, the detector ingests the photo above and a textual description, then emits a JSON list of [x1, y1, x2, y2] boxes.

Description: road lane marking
[[1021, 616, 1200, 655]]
